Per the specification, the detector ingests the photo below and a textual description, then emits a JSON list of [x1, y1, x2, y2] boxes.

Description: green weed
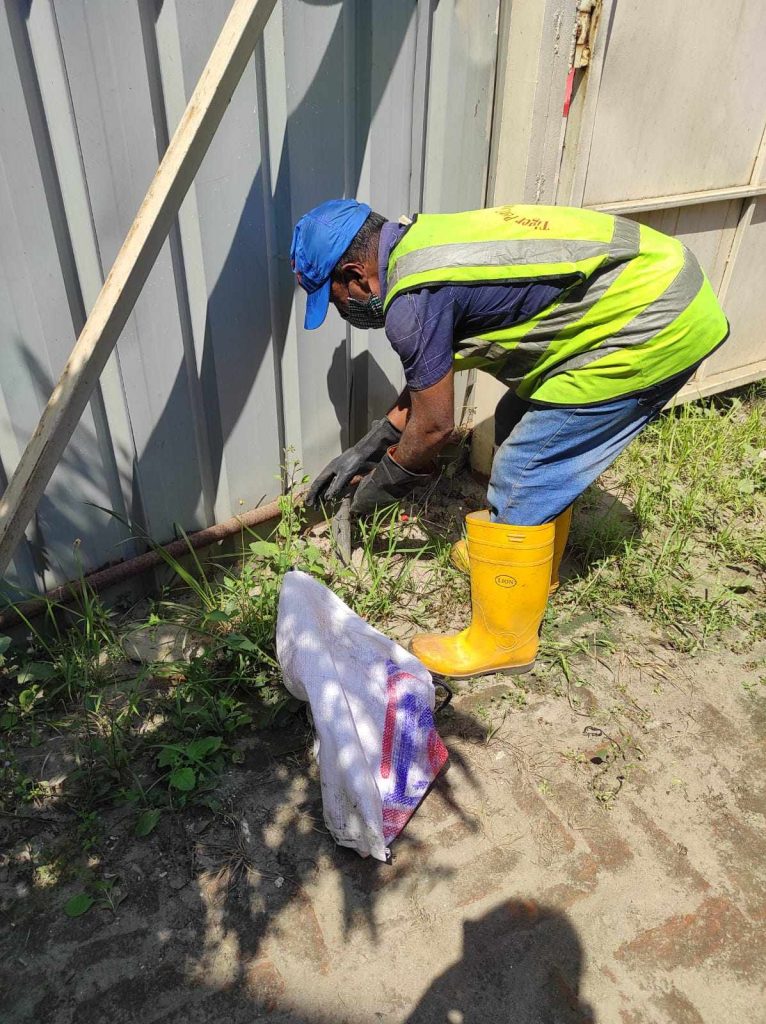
[[0, 458, 452, 853], [63, 876, 125, 918], [2, 388, 763, 840], [561, 386, 766, 648]]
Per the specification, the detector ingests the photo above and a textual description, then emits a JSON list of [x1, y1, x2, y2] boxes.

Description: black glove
[[307, 418, 401, 508], [350, 447, 432, 517]]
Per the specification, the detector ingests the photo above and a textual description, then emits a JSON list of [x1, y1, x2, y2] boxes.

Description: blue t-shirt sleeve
[[384, 287, 456, 391]]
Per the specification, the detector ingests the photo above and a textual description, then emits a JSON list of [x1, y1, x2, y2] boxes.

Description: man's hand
[[350, 446, 432, 517], [306, 417, 401, 508], [349, 370, 455, 517]]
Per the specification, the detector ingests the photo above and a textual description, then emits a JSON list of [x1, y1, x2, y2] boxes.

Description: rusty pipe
[[0, 495, 289, 631]]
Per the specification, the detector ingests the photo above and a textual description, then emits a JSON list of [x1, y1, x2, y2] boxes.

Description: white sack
[[276, 569, 448, 861]]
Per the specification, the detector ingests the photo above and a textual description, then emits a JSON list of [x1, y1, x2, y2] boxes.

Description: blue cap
[[290, 199, 372, 329]]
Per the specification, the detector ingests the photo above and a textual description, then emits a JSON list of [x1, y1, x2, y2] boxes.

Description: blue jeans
[[487, 368, 697, 525]]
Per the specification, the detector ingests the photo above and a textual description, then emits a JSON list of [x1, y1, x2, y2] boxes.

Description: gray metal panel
[[24, 0, 138, 561], [281, 0, 352, 474], [423, 0, 500, 213], [165, 0, 284, 514], [0, 0, 500, 596], [0, 2, 131, 592], [351, 0, 418, 437], [53, 0, 208, 540]]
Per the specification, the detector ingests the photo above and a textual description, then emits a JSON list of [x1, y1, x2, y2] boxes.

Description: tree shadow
[[0, 698, 487, 1023]]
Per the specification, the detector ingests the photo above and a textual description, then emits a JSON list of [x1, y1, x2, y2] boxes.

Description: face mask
[[342, 294, 385, 330]]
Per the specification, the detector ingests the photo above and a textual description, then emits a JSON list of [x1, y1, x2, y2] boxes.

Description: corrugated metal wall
[[0, 0, 500, 596]]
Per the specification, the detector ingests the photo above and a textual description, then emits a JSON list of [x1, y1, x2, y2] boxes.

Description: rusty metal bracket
[[573, 0, 602, 69]]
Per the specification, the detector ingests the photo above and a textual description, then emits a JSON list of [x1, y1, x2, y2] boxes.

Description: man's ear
[[338, 261, 371, 293]]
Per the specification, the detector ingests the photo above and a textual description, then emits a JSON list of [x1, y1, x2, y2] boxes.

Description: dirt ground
[[2, 551, 765, 1022], [3, 390, 766, 1024]]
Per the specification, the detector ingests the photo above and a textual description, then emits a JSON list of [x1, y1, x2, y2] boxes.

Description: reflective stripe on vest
[[384, 206, 728, 405], [386, 215, 640, 294]]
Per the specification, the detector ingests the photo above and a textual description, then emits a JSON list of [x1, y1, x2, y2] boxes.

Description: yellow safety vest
[[383, 205, 728, 404]]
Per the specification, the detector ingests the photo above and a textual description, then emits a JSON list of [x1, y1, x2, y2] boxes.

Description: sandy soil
[[2, 474, 765, 1023]]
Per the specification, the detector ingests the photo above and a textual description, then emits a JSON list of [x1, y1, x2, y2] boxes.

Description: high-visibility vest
[[383, 205, 728, 405]]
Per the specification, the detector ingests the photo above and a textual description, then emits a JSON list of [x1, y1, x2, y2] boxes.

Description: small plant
[[75, 810, 102, 855], [742, 676, 766, 697], [63, 876, 125, 918], [0, 749, 50, 810], [134, 807, 162, 838], [155, 735, 224, 804]]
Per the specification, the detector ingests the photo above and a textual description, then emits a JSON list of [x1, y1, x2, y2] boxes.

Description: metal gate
[[491, 0, 766, 397], [559, 0, 766, 399], [471, 0, 766, 469]]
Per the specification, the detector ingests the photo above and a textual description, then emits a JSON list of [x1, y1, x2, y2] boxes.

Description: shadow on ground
[[405, 899, 592, 1024], [1, 703, 497, 1023]]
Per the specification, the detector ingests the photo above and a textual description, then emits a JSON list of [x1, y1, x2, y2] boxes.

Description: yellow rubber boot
[[548, 504, 572, 593], [450, 505, 573, 593], [412, 512, 554, 678], [450, 539, 471, 573], [448, 511, 495, 574]]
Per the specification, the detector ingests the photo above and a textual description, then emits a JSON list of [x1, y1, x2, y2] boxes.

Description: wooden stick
[[0, 0, 278, 574]]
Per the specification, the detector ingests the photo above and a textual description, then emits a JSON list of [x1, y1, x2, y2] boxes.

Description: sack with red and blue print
[[276, 570, 449, 861]]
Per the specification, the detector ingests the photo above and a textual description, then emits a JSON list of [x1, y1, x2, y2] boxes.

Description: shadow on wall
[[13, 347, 140, 587], [132, 0, 422, 536], [5, 0, 426, 588], [327, 342, 401, 444]]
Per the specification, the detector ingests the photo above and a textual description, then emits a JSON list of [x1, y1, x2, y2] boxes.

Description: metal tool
[[331, 495, 352, 564]]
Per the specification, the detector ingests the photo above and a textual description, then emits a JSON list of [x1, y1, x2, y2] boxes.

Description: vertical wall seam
[[342, 0, 356, 447], [409, 0, 434, 214], [137, 0, 216, 526], [254, 36, 288, 479], [485, 0, 512, 207]]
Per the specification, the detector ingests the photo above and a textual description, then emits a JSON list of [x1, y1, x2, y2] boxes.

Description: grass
[[0, 385, 764, 886], [0, 467, 453, 882], [555, 384, 766, 652]]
